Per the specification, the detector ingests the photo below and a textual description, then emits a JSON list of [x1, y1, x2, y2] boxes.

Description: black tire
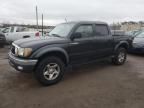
[[112, 47, 127, 65], [34, 56, 65, 86], [0, 44, 4, 48]]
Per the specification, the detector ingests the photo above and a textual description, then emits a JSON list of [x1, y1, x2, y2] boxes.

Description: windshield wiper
[[51, 34, 62, 38]]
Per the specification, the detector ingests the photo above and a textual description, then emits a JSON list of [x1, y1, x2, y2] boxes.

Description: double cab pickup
[[8, 21, 130, 86]]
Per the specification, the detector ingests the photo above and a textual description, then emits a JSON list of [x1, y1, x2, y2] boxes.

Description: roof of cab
[[63, 21, 107, 25]]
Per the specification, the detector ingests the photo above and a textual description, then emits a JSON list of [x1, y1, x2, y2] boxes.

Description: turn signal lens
[[24, 48, 32, 57]]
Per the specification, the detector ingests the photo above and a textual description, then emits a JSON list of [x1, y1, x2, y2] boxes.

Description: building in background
[[110, 22, 121, 30], [121, 21, 144, 31]]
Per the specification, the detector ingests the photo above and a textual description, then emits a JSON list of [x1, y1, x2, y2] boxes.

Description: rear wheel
[[34, 56, 65, 86], [112, 47, 127, 65], [0, 44, 4, 48]]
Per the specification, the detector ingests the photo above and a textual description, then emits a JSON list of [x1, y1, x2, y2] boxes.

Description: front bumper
[[8, 52, 38, 72], [129, 47, 144, 53], [0, 38, 6, 45]]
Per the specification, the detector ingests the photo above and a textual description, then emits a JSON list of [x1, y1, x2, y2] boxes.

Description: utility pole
[[65, 18, 67, 22], [36, 6, 39, 30], [42, 14, 44, 36]]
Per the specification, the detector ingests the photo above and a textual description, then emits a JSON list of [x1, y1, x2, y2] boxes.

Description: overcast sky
[[0, 0, 144, 25]]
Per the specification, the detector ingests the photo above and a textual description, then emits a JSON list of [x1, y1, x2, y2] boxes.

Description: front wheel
[[112, 47, 127, 65], [34, 56, 65, 86]]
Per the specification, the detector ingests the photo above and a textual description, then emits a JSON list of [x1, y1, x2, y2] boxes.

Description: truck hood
[[133, 37, 144, 44], [14, 36, 68, 49]]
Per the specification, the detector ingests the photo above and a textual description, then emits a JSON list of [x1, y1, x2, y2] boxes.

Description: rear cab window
[[95, 24, 109, 36], [10, 27, 14, 33], [16, 27, 28, 32]]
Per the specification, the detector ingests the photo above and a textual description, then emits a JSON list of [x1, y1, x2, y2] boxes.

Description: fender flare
[[114, 41, 129, 52], [31, 47, 69, 64]]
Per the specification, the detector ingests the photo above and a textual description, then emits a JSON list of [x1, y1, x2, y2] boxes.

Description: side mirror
[[71, 32, 82, 40]]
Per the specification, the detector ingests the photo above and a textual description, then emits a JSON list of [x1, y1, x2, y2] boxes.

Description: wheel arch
[[114, 41, 129, 52], [32, 47, 69, 71]]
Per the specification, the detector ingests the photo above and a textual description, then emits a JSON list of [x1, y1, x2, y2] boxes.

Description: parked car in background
[[126, 30, 143, 38], [9, 21, 130, 86], [2, 26, 41, 44], [0, 28, 3, 32], [129, 31, 144, 53], [0, 32, 6, 48]]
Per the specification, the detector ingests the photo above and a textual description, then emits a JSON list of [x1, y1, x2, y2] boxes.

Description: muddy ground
[[0, 47, 144, 108]]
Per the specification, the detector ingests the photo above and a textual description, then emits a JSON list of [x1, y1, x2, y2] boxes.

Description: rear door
[[68, 24, 95, 64], [92, 24, 113, 58], [12, 27, 24, 41], [8, 27, 16, 42], [12, 27, 29, 41], [4, 27, 11, 42]]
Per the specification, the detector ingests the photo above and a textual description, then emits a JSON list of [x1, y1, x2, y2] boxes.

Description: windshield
[[49, 23, 75, 37], [136, 32, 144, 38], [2, 28, 10, 33]]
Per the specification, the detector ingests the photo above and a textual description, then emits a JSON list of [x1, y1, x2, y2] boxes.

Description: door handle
[[69, 42, 79, 45]]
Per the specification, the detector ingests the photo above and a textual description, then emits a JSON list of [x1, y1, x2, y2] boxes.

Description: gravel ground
[[0, 47, 144, 108]]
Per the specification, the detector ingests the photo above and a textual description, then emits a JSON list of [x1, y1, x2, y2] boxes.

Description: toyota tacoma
[[8, 21, 129, 86]]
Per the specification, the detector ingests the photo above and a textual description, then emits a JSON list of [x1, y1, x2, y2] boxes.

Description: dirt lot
[[0, 47, 144, 108]]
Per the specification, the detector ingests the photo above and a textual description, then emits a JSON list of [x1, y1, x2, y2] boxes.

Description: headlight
[[17, 48, 32, 57], [15, 47, 18, 55]]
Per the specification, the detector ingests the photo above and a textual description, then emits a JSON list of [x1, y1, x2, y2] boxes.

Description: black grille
[[11, 45, 15, 54], [0, 35, 5, 41]]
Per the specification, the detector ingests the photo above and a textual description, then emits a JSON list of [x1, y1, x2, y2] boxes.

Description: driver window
[[2, 28, 9, 33], [75, 25, 93, 38]]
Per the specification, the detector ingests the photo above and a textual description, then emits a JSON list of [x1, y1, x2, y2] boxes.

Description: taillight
[[35, 32, 40, 37]]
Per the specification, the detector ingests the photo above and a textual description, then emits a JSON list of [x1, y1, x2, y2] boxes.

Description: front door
[[68, 24, 95, 64]]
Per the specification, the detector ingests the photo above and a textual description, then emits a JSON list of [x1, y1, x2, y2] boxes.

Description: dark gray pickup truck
[[8, 21, 130, 86]]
